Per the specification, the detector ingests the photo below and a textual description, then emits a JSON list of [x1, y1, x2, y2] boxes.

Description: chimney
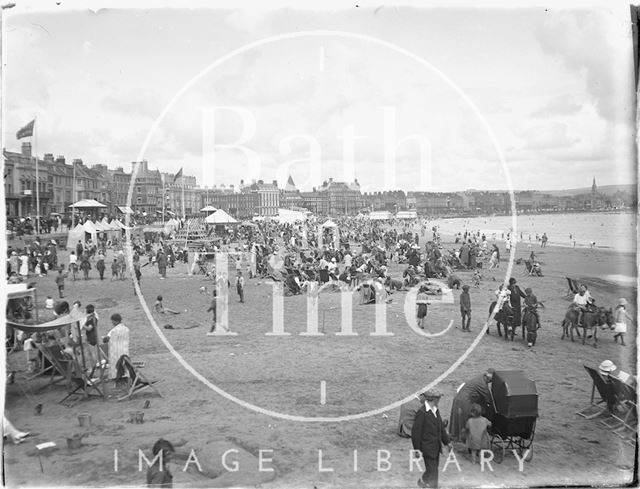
[[21, 142, 32, 157], [258, 179, 264, 184], [73, 158, 83, 167], [329, 178, 333, 183], [273, 180, 278, 186], [240, 179, 244, 185], [43, 153, 54, 163], [55, 156, 66, 165]]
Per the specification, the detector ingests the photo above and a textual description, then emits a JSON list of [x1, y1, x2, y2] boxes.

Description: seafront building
[[2, 142, 636, 220]]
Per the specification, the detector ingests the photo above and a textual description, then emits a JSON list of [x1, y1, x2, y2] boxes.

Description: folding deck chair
[[115, 355, 162, 402], [39, 344, 104, 407], [564, 278, 580, 300], [37, 344, 74, 388], [608, 377, 638, 442], [576, 365, 617, 420]]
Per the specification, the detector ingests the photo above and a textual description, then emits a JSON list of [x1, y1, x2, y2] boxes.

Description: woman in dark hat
[[507, 277, 526, 335], [449, 368, 495, 443]]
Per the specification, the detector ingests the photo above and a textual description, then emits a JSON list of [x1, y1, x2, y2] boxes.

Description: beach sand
[[4, 239, 637, 487]]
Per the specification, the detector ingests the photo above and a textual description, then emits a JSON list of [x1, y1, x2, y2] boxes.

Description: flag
[[16, 119, 35, 140], [172, 167, 183, 183]]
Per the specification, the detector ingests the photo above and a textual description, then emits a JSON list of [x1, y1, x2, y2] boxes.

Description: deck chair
[[608, 377, 638, 438], [37, 344, 74, 388], [577, 365, 617, 420], [523, 260, 534, 276], [39, 344, 104, 406], [564, 278, 580, 300], [115, 355, 162, 402]]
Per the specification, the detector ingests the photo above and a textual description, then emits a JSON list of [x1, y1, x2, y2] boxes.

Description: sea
[[430, 211, 637, 253]]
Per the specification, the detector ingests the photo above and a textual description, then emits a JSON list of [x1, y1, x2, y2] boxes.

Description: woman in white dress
[[105, 313, 130, 379], [19, 252, 29, 277]]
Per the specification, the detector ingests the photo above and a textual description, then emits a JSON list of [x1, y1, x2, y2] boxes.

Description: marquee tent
[[68, 199, 107, 209], [321, 219, 337, 228], [369, 211, 392, 220], [275, 208, 307, 224], [396, 210, 418, 219], [205, 209, 238, 224], [200, 206, 217, 213]]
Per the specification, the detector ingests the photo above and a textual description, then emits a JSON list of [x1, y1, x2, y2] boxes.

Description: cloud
[[535, 9, 634, 123], [532, 94, 582, 117], [520, 122, 578, 150], [101, 89, 164, 119]]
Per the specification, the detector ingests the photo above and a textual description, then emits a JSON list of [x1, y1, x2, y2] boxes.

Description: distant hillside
[[543, 184, 637, 197]]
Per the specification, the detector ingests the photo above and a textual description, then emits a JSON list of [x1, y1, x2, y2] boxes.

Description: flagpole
[[72, 159, 76, 226], [182, 175, 185, 219], [162, 175, 165, 225], [34, 116, 40, 235]]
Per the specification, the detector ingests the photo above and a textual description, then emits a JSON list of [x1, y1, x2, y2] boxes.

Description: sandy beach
[[4, 237, 637, 488]]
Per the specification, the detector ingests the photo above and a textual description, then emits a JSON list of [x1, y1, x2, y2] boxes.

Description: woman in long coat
[[105, 313, 130, 379], [449, 369, 495, 442], [459, 243, 470, 268], [508, 277, 527, 330]]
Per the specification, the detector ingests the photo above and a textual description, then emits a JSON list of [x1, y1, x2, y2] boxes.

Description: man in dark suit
[[411, 390, 451, 488]]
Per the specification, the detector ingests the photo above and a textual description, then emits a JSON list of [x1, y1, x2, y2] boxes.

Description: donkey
[[561, 306, 613, 347]]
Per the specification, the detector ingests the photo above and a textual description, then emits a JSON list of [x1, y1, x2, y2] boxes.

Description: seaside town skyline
[[4, 140, 636, 220]]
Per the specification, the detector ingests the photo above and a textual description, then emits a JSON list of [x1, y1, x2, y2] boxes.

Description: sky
[[2, 1, 637, 193]]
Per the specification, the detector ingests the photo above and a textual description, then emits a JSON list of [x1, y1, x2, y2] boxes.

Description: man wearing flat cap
[[411, 390, 451, 488]]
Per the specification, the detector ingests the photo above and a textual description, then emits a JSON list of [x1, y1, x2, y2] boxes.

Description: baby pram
[[487, 370, 538, 463]]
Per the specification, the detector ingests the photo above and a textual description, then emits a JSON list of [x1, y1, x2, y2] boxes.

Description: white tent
[[369, 211, 392, 220], [164, 218, 180, 233], [66, 222, 98, 249], [396, 210, 418, 219], [200, 205, 217, 213], [82, 220, 99, 242], [68, 199, 107, 209], [101, 217, 119, 231], [205, 209, 238, 224], [275, 208, 307, 224], [111, 220, 134, 230], [321, 219, 337, 228]]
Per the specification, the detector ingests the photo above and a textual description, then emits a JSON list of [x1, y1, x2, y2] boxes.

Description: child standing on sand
[[613, 298, 633, 346], [460, 285, 472, 332], [464, 403, 492, 464], [55, 266, 68, 299]]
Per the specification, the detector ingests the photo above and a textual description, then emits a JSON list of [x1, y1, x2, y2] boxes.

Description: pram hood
[[491, 370, 538, 418]]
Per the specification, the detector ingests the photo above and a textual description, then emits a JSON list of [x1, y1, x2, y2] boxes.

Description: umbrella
[[240, 221, 258, 228]]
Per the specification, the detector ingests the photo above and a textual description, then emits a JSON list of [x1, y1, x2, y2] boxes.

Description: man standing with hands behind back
[[411, 390, 452, 488]]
